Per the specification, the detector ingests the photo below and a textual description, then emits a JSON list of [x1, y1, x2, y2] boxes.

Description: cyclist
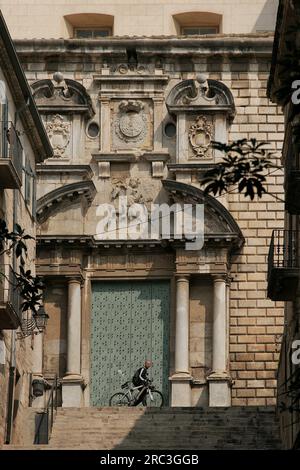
[[132, 360, 152, 406]]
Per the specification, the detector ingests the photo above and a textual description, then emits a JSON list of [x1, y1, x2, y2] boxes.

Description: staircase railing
[[34, 376, 59, 445]]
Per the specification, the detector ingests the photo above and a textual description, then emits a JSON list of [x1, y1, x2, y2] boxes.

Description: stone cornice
[[168, 163, 214, 173], [94, 75, 169, 82], [14, 36, 274, 59], [36, 164, 94, 178]]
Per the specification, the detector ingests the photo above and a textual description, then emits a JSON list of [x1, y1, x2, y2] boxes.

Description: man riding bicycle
[[132, 360, 152, 406]]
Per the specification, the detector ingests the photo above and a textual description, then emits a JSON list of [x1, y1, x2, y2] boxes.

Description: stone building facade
[[0, 12, 52, 445], [1, 1, 285, 414]]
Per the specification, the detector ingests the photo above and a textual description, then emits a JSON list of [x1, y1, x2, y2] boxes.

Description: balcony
[[0, 121, 23, 189], [0, 265, 21, 329], [285, 124, 300, 214], [267, 230, 300, 301], [285, 169, 300, 214]]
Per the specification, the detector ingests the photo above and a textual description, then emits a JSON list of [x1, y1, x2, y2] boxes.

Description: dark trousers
[[133, 386, 147, 406]]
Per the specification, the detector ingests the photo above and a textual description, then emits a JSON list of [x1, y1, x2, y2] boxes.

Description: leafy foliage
[[0, 219, 44, 314], [200, 139, 279, 199]]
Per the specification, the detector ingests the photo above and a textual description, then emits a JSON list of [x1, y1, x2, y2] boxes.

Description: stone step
[[4, 406, 282, 450], [54, 406, 277, 413]]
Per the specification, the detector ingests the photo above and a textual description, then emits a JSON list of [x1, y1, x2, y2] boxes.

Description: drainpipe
[[4, 335, 16, 444], [4, 184, 18, 444], [5, 98, 30, 443]]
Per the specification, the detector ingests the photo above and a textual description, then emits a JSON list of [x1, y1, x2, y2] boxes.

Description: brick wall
[[226, 60, 285, 405]]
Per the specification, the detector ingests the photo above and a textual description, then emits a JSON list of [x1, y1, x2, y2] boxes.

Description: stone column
[[170, 275, 192, 406], [207, 275, 231, 407], [62, 277, 84, 407]]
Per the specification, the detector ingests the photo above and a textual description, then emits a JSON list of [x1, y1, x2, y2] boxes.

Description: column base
[[62, 375, 84, 407], [170, 373, 192, 407], [207, 372, 232, 407]]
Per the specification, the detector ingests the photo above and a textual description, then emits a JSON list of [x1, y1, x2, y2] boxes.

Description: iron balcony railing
[[8, 265, 21, 320], [0, 121, 23, 182], [267, 229, 300, 301], [268, 230, 298, 273], [0, 264, 21, 328], [0, 265, 21, 315]]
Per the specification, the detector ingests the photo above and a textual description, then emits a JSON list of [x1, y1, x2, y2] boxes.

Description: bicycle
[[109, 379, 164, 408]]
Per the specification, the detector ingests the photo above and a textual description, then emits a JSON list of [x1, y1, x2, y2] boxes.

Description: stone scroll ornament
[[115, 100, 148, 144], [45, 114, 71, 158], [188, 115, 213, 159]]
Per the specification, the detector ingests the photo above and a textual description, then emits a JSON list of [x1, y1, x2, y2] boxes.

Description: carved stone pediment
[[166, 76, 235, 120], [162, 179, 244, 248], [36, 181, 96, 223], [31, 74, 95, 118]]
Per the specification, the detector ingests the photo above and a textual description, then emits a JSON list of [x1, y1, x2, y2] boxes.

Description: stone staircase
[[3, 406, 283, 450]]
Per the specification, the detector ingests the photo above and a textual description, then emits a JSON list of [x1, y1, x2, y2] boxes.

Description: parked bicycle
[[109, 378, 164, 408]]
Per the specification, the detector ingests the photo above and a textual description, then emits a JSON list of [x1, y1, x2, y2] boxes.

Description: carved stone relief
[[112, 99, 152, 150], [114, 63, 150, 75], [188, 115, 214, 159], [110, 177, 153, 234], [45, 114, 71, 158], [111, 177, 152, 209]]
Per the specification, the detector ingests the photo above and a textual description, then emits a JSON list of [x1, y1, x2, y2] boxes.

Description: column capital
[[175, 274, 191, 281], [98, 95, 111, 103], [66, 275, 84, 285], [212, 273, 228, 283], [152, 97, 164, 103]]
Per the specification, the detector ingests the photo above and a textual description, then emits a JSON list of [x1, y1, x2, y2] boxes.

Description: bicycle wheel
[[109, 392, 130, 406], [144, 390, 164, 408]]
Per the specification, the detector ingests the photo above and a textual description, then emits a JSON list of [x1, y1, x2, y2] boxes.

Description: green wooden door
[[90, 280, 170, 406]]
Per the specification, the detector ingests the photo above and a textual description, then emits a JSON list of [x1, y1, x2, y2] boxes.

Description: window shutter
[[32, 171, 37, 220], [25, 158, 31, 205], [1, 98, 8, 158]]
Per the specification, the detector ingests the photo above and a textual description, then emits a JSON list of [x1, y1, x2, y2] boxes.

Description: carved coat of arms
[[114, 100, 148, 144], [189, 115, 213, 159], [46, 114, 71, 158]]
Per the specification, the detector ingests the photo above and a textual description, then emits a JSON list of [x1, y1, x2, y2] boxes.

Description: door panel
[[90, 281, 170, 406]]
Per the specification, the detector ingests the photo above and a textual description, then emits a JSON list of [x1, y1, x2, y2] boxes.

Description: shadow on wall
[[43, 282, 68, 379], [252, 0, 279, 33], [110, 407, 281, 450]]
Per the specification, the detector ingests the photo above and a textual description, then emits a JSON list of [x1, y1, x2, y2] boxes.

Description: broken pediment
[[162, 179, 244, 248], [166, 75, 235, 121], [31, 73, 95, 118]]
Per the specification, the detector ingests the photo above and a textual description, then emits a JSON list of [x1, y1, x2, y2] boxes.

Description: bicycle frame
[[126, 384, 145, 404], [122, 383, 153, 405]]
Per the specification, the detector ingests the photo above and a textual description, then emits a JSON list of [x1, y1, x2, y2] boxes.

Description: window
[[87, 121, 100, 138], [173, 12, 222, 35], [74, 28, 111, 39], [64, 13, 114, 38], [23, 156, 35, 214], [182, 26, 218, 36], [164, 122, 176, 138]]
